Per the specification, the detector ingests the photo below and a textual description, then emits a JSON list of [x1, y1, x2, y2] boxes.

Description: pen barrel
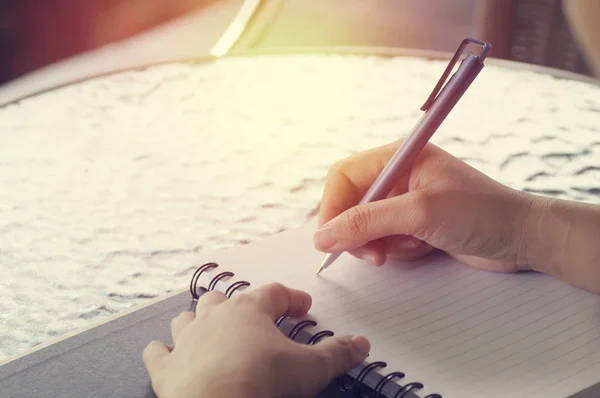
[[360, 54, 484, 204]]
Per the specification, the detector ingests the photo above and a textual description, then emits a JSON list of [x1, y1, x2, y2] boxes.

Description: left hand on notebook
[[142, 283, 370, 398]]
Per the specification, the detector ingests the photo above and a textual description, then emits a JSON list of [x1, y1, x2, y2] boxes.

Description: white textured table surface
[[1, 53, 600, 360]]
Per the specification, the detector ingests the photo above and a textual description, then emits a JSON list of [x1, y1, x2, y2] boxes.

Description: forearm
[[521, 194, 600, 293]]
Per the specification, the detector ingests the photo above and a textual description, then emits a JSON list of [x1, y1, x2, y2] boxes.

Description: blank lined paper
[[200, 222, 600, 398]]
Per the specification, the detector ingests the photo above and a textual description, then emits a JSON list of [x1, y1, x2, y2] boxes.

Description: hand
[[313, 140, 534, 273], [142, 283, 370, 398]]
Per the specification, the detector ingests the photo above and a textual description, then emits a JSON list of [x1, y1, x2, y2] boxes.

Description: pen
[[317, 38, 491, 275]]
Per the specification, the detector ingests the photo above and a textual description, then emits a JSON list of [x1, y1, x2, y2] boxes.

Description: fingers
[[246, 283, 312, 321], [346, 236, 435, 266], [318, 142, 407, 228], [314, 191, 431, 253], [142, 340, 170, 378], [195, 290, 227, 314], [317, 141, 446, 230], [381, 235, 435, 261], [348, 240, 387, 266], [198, 284, 313, 324], [303, 335, 370, 387], [171, 311, 194, 344]]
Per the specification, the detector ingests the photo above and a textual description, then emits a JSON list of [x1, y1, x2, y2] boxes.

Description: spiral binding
[[189, 262, 442, 398], [225, 280, 251, 297], [189, 262, 218, 299], [355, 362, 387, 397], [373, 372, 405, 397], [207, 271, 234, 291], [307, 330, 334, 345]]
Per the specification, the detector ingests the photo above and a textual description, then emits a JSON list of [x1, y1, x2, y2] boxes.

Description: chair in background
[[211, 0, 476, 57], [474, 0, 596, 77], [214, 0, 599, 79]]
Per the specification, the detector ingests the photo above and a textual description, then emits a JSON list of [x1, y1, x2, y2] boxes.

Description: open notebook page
[[197, 221, 600, 398]]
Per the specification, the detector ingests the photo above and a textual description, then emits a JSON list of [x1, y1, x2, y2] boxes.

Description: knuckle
[[335, 337, 362, 368], [411, 190, 433, 217], [344, 205, 372, 236], [205, 290, 225, 299], [196, 291, 226, 311], [234, 291, 253, 302], [409, 190, 438, 238], [142, 341, 159, 362], [262, 283, 288, 304], [335, 336, 354, 357], [265, 282, 287, 297], [257, 283, 290, 316], [327, 159, 349, 177], [200, 291, 225, 304], [314, 347, 335, 372], [326, 156, 359, 182], [171, 312, 185, 324], [312, 338, 357, 379], [231, 291, 256, 308]]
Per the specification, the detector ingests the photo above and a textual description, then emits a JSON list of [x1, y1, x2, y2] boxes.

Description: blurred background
[[0, 0, 599, 93]]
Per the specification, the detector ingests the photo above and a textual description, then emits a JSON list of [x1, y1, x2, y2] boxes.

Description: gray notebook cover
[[1, 287, 599, 398], [0, 288, 421, 398]]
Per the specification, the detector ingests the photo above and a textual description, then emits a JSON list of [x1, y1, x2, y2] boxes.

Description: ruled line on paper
[[423, 297, 598, 389], [527, 353, 600, 397], [366, 274, 538, 344], [315, 258, 474, 320], [448, 325, 600, 397], [383, 283, 578, 358], [206, 224, 600, 398], [321, 264, 479, 324], [418, 291, 591, 368]]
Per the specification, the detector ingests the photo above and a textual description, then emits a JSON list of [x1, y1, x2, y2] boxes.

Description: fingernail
[[359, 253, 376, 266], [313, 225, 339, 251], [319, 220, 331, 229], [398, 236, 422, 249], [351, 335, 370, 357]]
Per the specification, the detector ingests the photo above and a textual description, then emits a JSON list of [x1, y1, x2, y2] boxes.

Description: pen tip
[[317, 254, 335, 275]]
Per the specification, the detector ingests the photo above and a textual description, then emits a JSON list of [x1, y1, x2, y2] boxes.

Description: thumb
[[303, 335, 370, 388], [314, 191, 427, 252]]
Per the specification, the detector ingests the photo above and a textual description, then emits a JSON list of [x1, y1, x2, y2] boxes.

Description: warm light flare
[[211, 0, 262, 56]]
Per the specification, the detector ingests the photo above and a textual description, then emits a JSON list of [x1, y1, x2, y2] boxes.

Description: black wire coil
[[189, 262, 442, 398]]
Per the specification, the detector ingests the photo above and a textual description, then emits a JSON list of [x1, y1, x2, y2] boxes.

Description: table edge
[[230, 46, 600, 85], [0, 286, 190, 367], [1, 45, 598, 109]]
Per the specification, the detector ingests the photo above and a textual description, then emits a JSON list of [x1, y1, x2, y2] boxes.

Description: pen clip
[[420, 38, 491, 111]]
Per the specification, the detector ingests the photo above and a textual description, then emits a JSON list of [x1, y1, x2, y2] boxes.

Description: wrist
[[515, 192, 557, 274], [518, 194, 600, 293]]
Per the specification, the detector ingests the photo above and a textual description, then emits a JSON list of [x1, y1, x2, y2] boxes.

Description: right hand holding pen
[[313, 140, 534, 273], [314, 139, 600, 295]]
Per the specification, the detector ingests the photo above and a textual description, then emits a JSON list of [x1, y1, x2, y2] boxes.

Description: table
[[1, 49, 600, 361]]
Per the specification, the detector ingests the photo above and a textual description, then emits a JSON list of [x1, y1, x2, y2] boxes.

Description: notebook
[[190, 220, 600, 398], [2, 220, 600, 398]]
